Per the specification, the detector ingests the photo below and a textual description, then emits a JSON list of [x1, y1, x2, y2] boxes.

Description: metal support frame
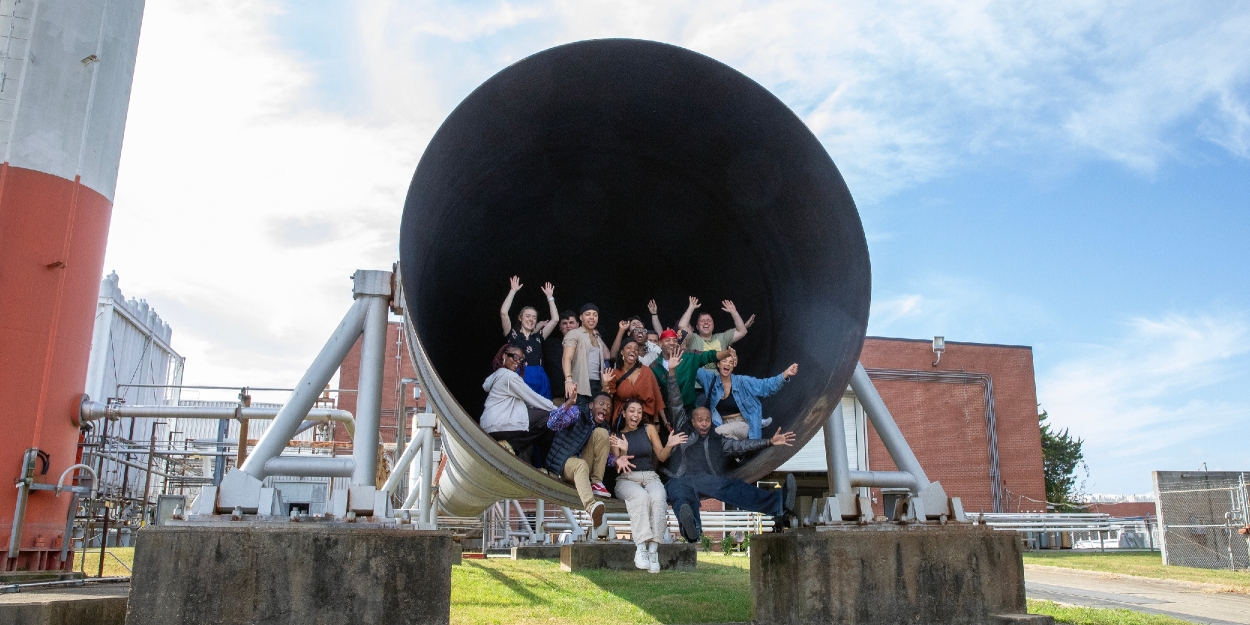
[[388, 412, 438, 529], [186, 270, 405, 520], [819, 363, 965, 524]]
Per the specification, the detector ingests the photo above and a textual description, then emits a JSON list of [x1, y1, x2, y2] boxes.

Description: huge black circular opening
[[400, 39, 871, 480]]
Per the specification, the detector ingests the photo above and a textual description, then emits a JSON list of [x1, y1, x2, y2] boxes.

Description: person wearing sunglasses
[[481, 344, 574, 465]]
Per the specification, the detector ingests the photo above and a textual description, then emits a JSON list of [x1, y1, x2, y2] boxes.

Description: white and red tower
[[0, 0, 145, 571]]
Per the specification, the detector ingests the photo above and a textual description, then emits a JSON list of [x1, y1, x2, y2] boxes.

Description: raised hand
[[562, 390, 577, 408], [608, 434, 625, 450], [783, 363, 799, 379], [770, 430, 797, 447], [721, 300, 737, 314], [744, 314, 756, 328], [647, 299, 658, 315], [540, 282, 555, 298], [564, 380, 577, 398], [665, 345, 685, 368], [601, 368, 617, 384], [666, 432, 689, 448], [687, 296, 700, 310], [619, 320, 630, 331], [509, 275, 522, 292]]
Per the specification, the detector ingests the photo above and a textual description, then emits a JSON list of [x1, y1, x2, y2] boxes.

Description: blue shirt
[[696, 368, 788, 439]]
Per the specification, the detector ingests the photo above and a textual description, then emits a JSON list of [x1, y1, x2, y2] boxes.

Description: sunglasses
[[505, 352, 523, 361]]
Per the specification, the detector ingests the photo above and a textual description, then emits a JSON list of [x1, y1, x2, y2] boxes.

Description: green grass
[[75, 546, 134, 577], [451, 553, 750, 625], [1022, 551, 1250, 594], [1028, 599, 1199, 625]]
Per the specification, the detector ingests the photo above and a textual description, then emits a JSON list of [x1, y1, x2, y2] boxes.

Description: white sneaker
[[648, 546, 660, 573], [634, 545, 649, 570]]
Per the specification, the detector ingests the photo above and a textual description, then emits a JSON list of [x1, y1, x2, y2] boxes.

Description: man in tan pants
[[546, 393, 613, 527]]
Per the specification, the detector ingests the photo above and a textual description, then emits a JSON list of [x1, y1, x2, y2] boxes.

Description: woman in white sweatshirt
[[482, 344, 575, 463]]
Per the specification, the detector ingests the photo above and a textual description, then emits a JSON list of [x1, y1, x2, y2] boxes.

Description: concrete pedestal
[[751, 525, 1052, 625], [512, 545, 562, 559], [560, 541, 697, 572], [125, 524, 452, 625], [0, 584, 128, 625]]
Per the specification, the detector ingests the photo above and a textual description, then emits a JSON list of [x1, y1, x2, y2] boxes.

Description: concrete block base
[[0, 584, 129, 625], [512, 545, 562, 560], [560, 541, 697, 572], [126, 523, 452, 625], [751, 525, 1052, 625]]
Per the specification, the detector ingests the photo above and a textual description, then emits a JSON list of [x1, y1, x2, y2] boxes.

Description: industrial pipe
[[54, 464, 99, 499], [399, 39, 870, 516], [240, 292, 370, 479], [262, 457, 355, 478], [823, 403, 854, 499], [77, 398, 356, 436], [849, 363, 931, 492], [848, 470, 918, 490]]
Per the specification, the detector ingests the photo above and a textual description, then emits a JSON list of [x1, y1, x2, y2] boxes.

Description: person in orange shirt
[[603, 341, 667, 430]]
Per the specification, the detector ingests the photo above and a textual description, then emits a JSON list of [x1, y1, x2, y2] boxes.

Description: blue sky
[[103, 1, 1249, 496]]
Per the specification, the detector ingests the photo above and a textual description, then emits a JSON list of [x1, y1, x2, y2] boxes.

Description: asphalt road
[[1026, 564, 1250, 625]]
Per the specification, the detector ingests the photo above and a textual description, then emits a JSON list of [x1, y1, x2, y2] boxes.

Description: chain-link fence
[[1154, 470, 1249, 570]]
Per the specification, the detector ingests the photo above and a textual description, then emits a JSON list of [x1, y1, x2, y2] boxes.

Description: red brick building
[[339, 328, 1048, 515], [768, 337, 1047, 516]]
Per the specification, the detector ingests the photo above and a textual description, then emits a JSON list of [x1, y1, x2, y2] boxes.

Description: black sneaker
[[678, 503, 701, 543], [782, 474, 797, 515]]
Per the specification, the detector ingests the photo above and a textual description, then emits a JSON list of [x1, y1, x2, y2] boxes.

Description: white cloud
[[866, 274, 1047, 342], [1038, 313, 1250, 494]]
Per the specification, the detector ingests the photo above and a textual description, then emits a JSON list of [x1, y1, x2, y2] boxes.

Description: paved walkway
[[1025, 564, 1250, 625]]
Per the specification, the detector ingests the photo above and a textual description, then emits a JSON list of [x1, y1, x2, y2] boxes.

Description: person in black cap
[[561, 303, 606, 416]]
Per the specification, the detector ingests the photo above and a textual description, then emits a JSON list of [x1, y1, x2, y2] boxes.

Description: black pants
[[489, 407, 554, 467], [666, 473, 782, 535]]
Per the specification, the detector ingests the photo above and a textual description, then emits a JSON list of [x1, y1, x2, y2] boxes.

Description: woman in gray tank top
[[609, 399, 688, 573]]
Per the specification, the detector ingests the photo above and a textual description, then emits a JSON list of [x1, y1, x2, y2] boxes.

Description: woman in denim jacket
[[695, 354, 798, 440]]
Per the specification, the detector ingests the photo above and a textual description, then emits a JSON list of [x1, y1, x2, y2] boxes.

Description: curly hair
[[612, 398, 645, 433], [491, 344, 525, 377]]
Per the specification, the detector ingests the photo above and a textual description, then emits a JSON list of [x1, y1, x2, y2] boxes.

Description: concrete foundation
[[0, 584, 129, 625], [512, 545, 562, 559], [125, 524, 452, 625], [560, 541, 697, 572], [751, 525, 1053, 625]]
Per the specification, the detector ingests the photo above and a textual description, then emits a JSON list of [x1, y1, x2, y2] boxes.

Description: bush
[[740, 532, 751, 552], [700, 534, 713, 552], [721, 535, 736, 556]]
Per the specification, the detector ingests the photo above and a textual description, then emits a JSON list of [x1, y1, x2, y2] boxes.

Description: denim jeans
[[665, 472, 782, 535]]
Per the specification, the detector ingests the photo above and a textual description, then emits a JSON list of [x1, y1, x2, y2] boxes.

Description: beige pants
[[562, 428, 610, 511], [715, 415, 749, 440], [615, 470, 667, 545]]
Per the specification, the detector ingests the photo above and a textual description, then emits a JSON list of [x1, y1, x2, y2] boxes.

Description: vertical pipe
[[6, 449, 36, 559], [241, 297, 368, 478], [849, 363, 930, 491], [421, 423, 435, 526], [823, 403, 853, 499], [212, 418, 228, 486], [352, 295, 389, 486], [234, 391, 251, 468], [140, 429, 156, 524], [535, 499, 545, 538], [97, 505, 108, 578]]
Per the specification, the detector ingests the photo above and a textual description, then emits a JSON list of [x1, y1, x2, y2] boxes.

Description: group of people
[[480, 277, 800, 573]]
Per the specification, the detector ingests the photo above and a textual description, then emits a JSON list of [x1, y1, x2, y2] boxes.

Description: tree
[[1039, 410, 1087, 512]]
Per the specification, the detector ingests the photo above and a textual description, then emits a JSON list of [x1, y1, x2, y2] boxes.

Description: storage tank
[[0, 0, 145, 572]]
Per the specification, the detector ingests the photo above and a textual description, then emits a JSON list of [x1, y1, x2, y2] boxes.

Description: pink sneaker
[[591, 482, 611, 498]]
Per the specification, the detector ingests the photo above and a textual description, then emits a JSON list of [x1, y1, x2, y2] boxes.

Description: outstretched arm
[[500, 276, 522, 335], [539, 282, 559, 339], [608, 320, 629, 359], [722, 300, 749, 344], [647, 300, 663, 334], [677, 296, 699, 333]]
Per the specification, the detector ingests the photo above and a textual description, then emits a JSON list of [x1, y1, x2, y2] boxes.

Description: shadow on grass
[[461, 560, 545, 604], [574, 557, 751, 624]]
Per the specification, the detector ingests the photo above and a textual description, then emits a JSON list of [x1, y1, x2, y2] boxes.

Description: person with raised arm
[[657, 350, 799, 542], [696, 353, 798, 440], [677, 297, 754, 361], [544, 394, 611, 529], [602, 341, 666, 428], [499, 276, 561, 398], [610, 399, 686, 573], [650, 336, 732, 419], [480, 344, 570, 464]]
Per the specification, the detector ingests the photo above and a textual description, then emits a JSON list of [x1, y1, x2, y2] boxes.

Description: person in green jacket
[[650, 329, 732, 428]]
